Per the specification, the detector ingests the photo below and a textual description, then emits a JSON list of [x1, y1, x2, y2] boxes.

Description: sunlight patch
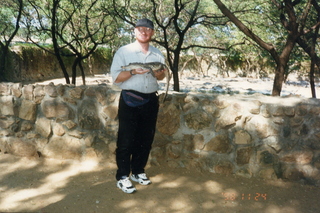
[[118, 199, 138, 208], [265, 204, 297, 213], [170, 198, 190, 210], [158, 177, 188, 188], [204, 180, 223, 194]]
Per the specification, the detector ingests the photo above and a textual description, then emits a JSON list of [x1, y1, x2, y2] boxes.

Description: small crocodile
[[121, 62, 171, 102]]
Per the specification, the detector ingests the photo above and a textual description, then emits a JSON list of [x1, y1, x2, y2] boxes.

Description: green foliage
[[92, 47, 113, 67], [0, 0, 318, 84]]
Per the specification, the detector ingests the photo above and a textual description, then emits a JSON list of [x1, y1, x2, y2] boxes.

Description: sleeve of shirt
[[110, 49, 124, 86]]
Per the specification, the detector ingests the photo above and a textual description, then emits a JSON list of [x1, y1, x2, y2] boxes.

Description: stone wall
[[5, 46, 110, 83], [1, 82, 320, 184]]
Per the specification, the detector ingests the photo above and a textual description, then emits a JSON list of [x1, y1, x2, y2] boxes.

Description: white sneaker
[[117, 177, 136, 193], [130, 173, 152, 185]]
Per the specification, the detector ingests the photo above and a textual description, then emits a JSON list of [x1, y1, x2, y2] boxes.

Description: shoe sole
[[116, 182, 136, 194], [130, 176, 151, 185]]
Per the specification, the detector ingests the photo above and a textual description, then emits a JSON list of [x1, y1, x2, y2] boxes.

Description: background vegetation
[[0, 0, 319, 96]]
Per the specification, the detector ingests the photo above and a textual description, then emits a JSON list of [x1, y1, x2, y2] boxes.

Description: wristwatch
[[130, 70, 136, 75]]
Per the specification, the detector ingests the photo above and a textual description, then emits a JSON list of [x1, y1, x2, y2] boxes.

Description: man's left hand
[[154, 69, 166, 80]]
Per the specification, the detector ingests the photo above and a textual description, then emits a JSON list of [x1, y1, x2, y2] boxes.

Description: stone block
[[68, 130, 85, 139], [310, 106, 320, 115], [282, 126, 291, 138], [19, 100, 37, 121], [260, 105, 271, 118], [0, 83, 10, 96], [42, 98, 74, 120], [213, 97, 230, 109], [62, 120, 77, 130], [234, 130, 252, 145], [182, 134, 196, 151], [105, 90, 119, 104], [296, 104, 309, 116], [6, 137, 38, 158], [259, 168, 277, 179], [69, 86, 84, 99], [0, 137, 8, 152], [283, 106, 295, 117], [273, 117, 284, 125], [44, 83, 58, 97], [258, 150, 274, 165], [34, 85, 45, 104], [166, 143, 182, 159], [78, 99, 101, 130], [290, 117, 303, 127], [21, 121, 33, 131], [35, 117, 52, 138], [215, 103, 242, 130], [193, 134, 205, 150], [56, 85, 66, 96], [262, 136, 282, 152], [151, 146, 165, 159], [184, 95, 199, 103], [185, 110, 212, 130], [43, 136, 83, 160], [236, 147, 253, 165], [22, 84, 34, 100], [53, 123, 65, 136], [108, 142, 117, 155], [84, 134, 95, 147], [0, 96, 15, 116], [84, 147, 98, 161], [248, 100, 261, 114], [205, 135, 231, 153], [153, 133, 171, 147], [103, 105, 118, 120], [202, 105, 217, 115], [314, 155, 320, 169], [84, 87, 97, 97], [157, 103, 180, 136], [282, 165, 305, 181], [10, 83, 22, 98], [214, 161, 234, 175], [280, 151, 313, 165], [63, 97, 77, 105], [94, 87, 108, 105], [270, 106, 284, 117], [235, 168, 252, 178], [245, 116, 278, 139]]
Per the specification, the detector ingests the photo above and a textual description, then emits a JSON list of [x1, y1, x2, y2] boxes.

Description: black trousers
[[115, 91, 159, 180]]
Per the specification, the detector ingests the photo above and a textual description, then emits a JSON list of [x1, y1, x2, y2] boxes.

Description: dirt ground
[[0, 153, 319, 213]]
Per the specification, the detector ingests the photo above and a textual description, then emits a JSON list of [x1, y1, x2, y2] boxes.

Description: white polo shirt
[[110, 41, 165, 94]]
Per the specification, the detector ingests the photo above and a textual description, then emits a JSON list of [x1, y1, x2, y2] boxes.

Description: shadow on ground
[[0, 153, 319, 213]]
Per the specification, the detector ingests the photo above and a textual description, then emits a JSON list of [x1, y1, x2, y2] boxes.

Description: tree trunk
[[171, 50, 181, 92], [310, 60, 316, 98], [79, 60, 86, 86], [272, 63, 286, 96], [52, 0, 70, 84], [0, 46, 8, 82], [172, 67, 180, 92]]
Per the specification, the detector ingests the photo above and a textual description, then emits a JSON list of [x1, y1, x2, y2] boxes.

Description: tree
[[295, 0, 320, 98], [54, 0, 116, 85], [111, 0, 242, 91], [0, 0, 23, 82], [24, 0, 116, 85], [25, 0, 71, 84], [213, 0, 319, 96]]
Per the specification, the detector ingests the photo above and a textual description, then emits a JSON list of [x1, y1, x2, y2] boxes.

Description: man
[[110, 18, 166, 193]]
